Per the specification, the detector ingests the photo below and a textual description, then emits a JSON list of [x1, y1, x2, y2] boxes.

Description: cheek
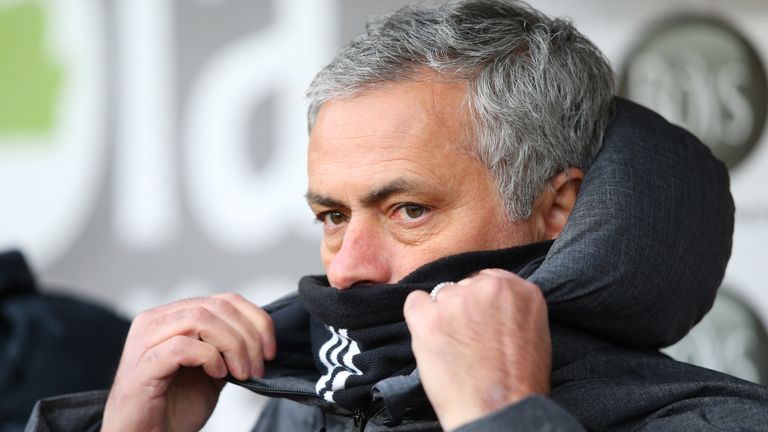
[[489, 219, 536, 248], [387, 247, 444, 282], [320, 242, 334, 271], [455, 212, 532, 251]]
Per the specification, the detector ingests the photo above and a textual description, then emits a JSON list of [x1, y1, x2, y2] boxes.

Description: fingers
[[405, 269, 525, 322], [404, 289, 433, 320], [214, 292, 277, 361], [129, 293, 275, 381], [142, 335, 229, 380], [461, 268, 525, 286], [107, 292, 272, 432], [402, 269, 551, 431], [140, 305, 254, 379], [412, 268, 536, 306]]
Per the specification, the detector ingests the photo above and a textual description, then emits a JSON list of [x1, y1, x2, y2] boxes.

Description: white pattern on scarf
[[315, 325, 363, 402]]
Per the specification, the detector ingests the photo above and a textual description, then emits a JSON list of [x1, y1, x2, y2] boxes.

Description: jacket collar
[[229, 241, 553, 423]]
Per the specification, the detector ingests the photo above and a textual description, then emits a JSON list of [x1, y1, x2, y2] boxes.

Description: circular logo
[[619, 16, 767, 169]]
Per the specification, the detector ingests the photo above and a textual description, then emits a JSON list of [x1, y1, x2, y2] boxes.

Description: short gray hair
[[307, 0, 615, 220]]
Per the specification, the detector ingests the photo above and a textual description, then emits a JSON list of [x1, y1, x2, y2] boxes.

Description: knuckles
[[165, 335, 191, 359], [206, 296, 237, 316], [215, 291, 246, 305], [145, 305, 216, 332], [468, 271, 542, 302], [181, 305, 216, 323], [131, 292, 250, 333], [130, 308, 155, 330], [140, 335, 195, 366], [428, 271, 547, 322]]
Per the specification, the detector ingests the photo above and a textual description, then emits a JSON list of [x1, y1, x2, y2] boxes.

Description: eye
[[317, 211, 348, 227], [394, 204, 430, 221]]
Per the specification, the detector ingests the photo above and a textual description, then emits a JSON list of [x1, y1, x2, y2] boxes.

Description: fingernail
[[251, 361, 265, 378], [265, 342, 277, 360]]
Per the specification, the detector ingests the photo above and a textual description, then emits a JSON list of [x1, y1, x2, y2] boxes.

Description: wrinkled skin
[[103, 293, 275, 432], [405, 269, 551, 430]]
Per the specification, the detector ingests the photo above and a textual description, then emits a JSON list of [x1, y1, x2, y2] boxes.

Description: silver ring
[[430, 282, 456, 301]]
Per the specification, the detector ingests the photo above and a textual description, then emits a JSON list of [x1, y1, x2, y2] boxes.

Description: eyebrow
[[304, 191, 343, 209], [305, 178, 424, 208]]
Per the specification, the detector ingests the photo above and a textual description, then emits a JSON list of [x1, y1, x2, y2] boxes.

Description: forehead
[[305, 78, 499, 214], [307, 79, 473, 172]]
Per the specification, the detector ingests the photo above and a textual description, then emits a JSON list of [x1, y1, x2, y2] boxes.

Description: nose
[[325, 219, 392, 289]]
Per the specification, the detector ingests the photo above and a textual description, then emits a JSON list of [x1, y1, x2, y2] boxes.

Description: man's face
[[307, 79, 538, 289]]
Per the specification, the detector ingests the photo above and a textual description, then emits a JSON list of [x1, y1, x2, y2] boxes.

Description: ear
[[531, 168, 584, 241]]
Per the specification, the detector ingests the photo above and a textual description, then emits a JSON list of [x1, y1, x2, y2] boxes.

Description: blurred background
[[0, 0, 766, 430]]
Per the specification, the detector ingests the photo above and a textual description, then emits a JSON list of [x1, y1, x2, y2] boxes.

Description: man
[[27, 1, 768, 431]]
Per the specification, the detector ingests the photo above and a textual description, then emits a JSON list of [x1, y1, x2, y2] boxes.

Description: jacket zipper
[[231, 378, 377, 429], [353, 409, 367, 431], [229, 378, 321, 399]]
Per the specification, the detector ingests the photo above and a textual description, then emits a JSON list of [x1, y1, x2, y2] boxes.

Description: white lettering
[[113, 0, 177, 249], [184, 0, 335, 251], [718, 62, 753, 147], [628, 52, 755, 150]]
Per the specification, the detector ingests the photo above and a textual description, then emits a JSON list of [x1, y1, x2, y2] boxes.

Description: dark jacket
[[25, 99, 756, 431], [246, 293, 768, 432], [24, 304, 768, 432], [0, 251, 129, 432]]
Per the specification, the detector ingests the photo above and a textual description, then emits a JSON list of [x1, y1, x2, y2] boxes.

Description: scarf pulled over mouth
[[297, 240, 552, 411]]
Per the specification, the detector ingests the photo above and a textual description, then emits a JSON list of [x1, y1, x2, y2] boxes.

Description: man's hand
[[102, 293, 276, 432], [404, 269, 551, 431]]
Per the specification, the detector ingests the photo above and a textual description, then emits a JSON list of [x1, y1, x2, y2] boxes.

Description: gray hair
[[307, 0, 615, 221]]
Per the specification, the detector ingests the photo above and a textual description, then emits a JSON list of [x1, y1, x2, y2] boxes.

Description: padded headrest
[[529, 98, 734, 348]]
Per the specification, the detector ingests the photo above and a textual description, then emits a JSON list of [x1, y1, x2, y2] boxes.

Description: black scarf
[[297, 240, 552, 411]]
